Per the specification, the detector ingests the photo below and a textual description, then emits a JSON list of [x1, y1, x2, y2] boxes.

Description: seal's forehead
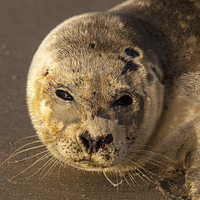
[[38, 13, 148, 74], [42, 12, 142, 58], [50, 53, 127, 80]]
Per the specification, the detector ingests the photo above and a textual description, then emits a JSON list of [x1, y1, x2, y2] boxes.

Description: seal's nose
[[79, 132, 113, 153]]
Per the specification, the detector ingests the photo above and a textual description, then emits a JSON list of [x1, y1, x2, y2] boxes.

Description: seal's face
[[27, 13, 164, 173]]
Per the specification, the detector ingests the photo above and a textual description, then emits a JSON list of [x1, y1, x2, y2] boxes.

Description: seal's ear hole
[[124, 48, 140, 59], [115, 95, 133, 107], [55, 89, 74, 101]]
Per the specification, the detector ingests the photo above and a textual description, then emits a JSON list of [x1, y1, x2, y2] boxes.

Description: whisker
[[115, 174, 120, 190], [102, 169, 122, 187], [58, 161, 66, 186], [129, 170, 151, 189], [136, 168, 155, 184], [125, 154, 168, 169], [7, 144, 46, 163], [0, 140, 43, 168], [114, 155, 162, 188], [127, 171, 142, 187], [126, 144, 175, 163], [39, 158, 60, 182], [14, 135, 38, 144], [8, 150, 49, 164], [122, 174, 135, 190], [9, 152, 51, 182], [38, 156, 56, 179], [129, 160, 158, 180], [115, 163, 144, 189], [22, 153, 53, 183]]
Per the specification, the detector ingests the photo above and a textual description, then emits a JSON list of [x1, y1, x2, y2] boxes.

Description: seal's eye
[[115, 95, 133, 106], [56, 89, 74, 101]]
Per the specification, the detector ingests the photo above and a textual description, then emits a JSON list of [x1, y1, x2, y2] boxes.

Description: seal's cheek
[[51, 103, 81, 126]]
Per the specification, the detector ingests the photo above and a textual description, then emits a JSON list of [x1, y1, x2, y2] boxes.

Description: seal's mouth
[[79, 160, 102, 168], [79, 159, 116, 171]]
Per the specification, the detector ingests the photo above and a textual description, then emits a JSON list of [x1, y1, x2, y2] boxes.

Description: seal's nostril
[[79, 133, 92, 153], [94, 134, 113, 152], [81, 137, 90, 149]]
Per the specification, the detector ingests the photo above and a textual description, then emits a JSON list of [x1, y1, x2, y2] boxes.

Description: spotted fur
[[27, 0, 200, 198]]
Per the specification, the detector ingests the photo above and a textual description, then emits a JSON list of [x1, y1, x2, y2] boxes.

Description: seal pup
[[27, 0, 200, 198]]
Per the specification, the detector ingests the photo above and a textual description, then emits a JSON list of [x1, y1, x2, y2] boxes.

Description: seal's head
[[27, 13, 164, 173]]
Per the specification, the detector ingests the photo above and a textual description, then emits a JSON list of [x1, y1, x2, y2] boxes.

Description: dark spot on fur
[[92, 91, 96, 96], [99, 54, 102, 57], [118, 56, 126, 63], [147, 73, 154, 82], [132, 136, 136, 141], [126, 135, 137, 144], [126, 136, 131, 140], [89, 43, 95, 49], [152, 67, 156, 73], [105, 155, 111, 160], [124, 48, 140, 58], [118, 56, 139, 75], [121, 61, 139, 75], [126, 132, 136, 144], [45, 69, 49, 76], [96, 107, 111, 119]]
